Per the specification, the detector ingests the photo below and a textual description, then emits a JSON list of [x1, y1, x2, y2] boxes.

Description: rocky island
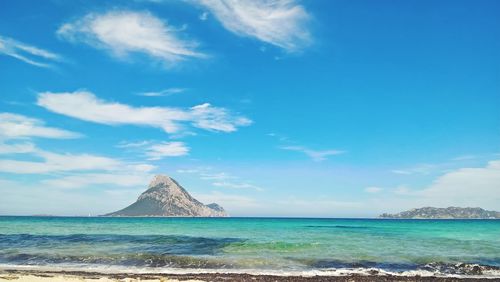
[[104, 175, 228, 217], [379, 207, 500, 219]]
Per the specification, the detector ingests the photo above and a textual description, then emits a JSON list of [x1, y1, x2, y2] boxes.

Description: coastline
[[1, 269, 500, 282]]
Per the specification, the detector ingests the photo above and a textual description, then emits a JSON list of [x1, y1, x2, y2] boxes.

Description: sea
[[0, 216, 499, 278]]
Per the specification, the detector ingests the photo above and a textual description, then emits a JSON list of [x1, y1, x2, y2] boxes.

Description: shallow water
[[0, 217, 499, 276]]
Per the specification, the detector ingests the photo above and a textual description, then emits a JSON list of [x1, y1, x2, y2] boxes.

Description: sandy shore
[[1, 270, 500, 282]]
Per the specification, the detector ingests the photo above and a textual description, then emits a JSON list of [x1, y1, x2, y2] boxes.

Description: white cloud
[[179, 168, 263, 191], [0, 113, 81, 140], [212, 181, 263, 191], [0, 140, 156, 175], [117, 140, 152, 148], [375, 160, 500, 210], [200, 172, 234, 180], [0, 142, 36, 154], [41, 173, 152, 189], [119, 140, 189, 160], [176, 168, 200, 173], [190, 103, 252, 132], [418, 159, 500, 207], [451, 155, 477, 161], [0, 35, 62, 68], [0, 150, 122, 174], [146, 141, 189, 160], [364, 186, 383, 194], [57, 10, 204, 65], [194, 0, 311, 51], [130, 163, 157, 172], [391, 164, 437, 175], [280, 145, 344, 161], [137, 87, 187, 97], [199, 12, 209, 21], [37, 90, 251, 134]]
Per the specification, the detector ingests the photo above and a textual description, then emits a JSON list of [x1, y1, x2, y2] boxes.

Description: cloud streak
[[178, 168, 263, 191], [194, 0, 311, 51], [119, 140, 189, 160], [0, 113, 81, 140], [281, 145, 344, 161], [0, 35, 62, 68], [0, 142, 36, 154], [41, 173, 153, 189], [0, 149, 122, 174], [37, 90, 251, 134], [0, 141, 156, 190], [137, 88, 187, 97], [364, 186, 383, 194], [57, 10, 205, 65]]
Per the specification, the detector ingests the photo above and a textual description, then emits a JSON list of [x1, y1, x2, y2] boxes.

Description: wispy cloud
[[193, 0, 311, 51], [117, 140, 151, 148], [0, 142, 36, 154], [451, 155, 477, 161], [57, 10, 205, 66], [178, 168, 263, 191], [391, 164, 437, 175], [200, 172, 234, 180], [212, 181, 263, 191], [280, 145, 344, 161], [41, 173, 153, 189], [37, 90, 251, 134], [119, 140, 189, 160], [267, 132, 288, 141], [137, 87, 187, 97], [0, 35, 62, 68], [199, 12, 209, 21], [190, 103, 252, 132], [0, 150, 119, 174], [0, 143, 156, 174], [0, 113, 81, 140], [364, 186, 383, 194]]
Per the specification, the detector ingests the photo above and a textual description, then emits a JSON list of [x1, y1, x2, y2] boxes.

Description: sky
[[0, 0, 499, 217]]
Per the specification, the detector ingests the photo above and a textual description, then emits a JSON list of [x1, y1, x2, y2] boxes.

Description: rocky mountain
[[379, 207, 500, 219], [104, 175, 228, 217]]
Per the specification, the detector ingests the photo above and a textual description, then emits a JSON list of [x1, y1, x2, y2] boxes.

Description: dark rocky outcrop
[[379, 207, 500, 219]]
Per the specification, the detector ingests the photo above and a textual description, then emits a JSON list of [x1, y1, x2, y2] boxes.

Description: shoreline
[[1, 268, 500, 282], [1, 269, 500, 282]]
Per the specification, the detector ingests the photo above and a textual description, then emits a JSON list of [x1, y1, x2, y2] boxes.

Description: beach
[[2, 269, 500, 282]]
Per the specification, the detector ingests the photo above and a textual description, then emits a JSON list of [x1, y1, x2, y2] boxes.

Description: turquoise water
[[0, 217, 499, 276]]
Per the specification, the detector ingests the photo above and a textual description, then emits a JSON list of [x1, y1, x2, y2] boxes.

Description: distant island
[[379, 207, 500, 219], [104, 175, 228, 217]]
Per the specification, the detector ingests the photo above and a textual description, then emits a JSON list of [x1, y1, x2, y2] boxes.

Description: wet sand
[[1, 269, 499, 282]]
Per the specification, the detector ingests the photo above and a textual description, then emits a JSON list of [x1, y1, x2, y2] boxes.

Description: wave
[[1, 251, 499, 277], [305, 225, 371, 229], [1, 233, 500, 277], [1, 263, 500, 278]]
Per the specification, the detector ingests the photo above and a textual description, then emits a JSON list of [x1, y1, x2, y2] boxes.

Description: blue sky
[[0, 0, 499, 217]]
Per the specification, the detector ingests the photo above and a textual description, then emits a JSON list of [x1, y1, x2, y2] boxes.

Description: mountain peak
[[104, 175, 228, 217], [148, 174, 175, 188]]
